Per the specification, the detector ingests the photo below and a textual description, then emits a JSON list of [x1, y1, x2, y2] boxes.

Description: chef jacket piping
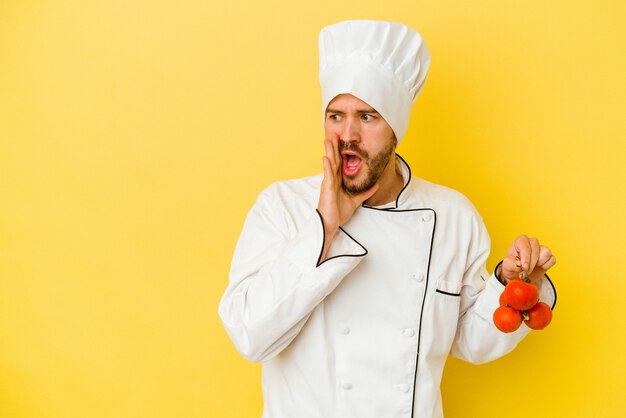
[[435, 289, 461, 297], [315, 209, 368, 267], [546, 274, 556, 309], [411, 209, 436, 417], [349, 204, 436, 416], [356, 153, 437, 416], [394, 154, 411, 209], [361, 153, 412, 210]]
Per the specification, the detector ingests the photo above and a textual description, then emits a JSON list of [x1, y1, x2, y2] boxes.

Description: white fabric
[[218, 157, 556, 418], [319, 20, 430, 143]]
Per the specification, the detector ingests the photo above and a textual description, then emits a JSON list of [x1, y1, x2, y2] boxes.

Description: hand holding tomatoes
[[493, 235, 556, 332], [493, 277, 553, 333], [500, 235, 556, 285]]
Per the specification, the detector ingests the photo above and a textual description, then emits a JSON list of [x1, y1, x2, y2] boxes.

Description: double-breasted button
[[402, 328, 415, 337], [410, 272, 424, 282], [342, 381, 353, 390], [397, 383, 410, 393], [338, 325, 351, 335]]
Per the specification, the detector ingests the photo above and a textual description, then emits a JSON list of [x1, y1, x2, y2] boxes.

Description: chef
[[218, 20, 557, 418]]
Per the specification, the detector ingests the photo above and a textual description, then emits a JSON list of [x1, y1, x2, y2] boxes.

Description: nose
[[339, 118, 361, 144]]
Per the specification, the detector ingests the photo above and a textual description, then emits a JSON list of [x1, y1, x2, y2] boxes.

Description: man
[[219, 20, 556, 418]]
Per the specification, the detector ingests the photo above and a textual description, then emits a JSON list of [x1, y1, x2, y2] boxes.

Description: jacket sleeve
[[449, 212, 557, 364], [218, 187, 367, 363]]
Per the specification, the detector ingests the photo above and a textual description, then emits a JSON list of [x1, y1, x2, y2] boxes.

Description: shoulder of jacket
[[409, 177, 480, 216], [258, 174, 323, 206]]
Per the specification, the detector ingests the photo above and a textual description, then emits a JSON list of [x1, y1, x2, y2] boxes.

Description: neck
[[364, 155, 404, 206]]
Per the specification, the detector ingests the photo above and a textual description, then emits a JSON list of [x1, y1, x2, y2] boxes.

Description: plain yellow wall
[[1, 1, 625, 417]]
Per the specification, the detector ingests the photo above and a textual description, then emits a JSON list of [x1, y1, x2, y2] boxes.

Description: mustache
[[338, 141, 369, 159]]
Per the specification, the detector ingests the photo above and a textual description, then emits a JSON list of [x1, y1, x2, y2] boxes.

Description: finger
[[502, 255, 524, 281], [536, 245, 556, 271], [321, 156, 336, 188], [526, 244, 557, 283], [323, 140, 339, 174], [536, 246, 553, 269], [542, 254, 556, 271], [324, 134, 339, 168], [330, 135, 341, 169], [514, 235, 531, 274], [528, 237, 540, 274], [528, 253, 556, 283]]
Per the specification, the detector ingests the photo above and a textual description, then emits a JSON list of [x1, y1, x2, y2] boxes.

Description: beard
[[339, 137, 396, 195]]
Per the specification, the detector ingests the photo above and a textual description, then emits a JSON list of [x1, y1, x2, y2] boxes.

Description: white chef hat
[[318, 20, 430, 144]]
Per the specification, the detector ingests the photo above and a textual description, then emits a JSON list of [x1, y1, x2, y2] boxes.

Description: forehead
[[326, 94, 377, 112]]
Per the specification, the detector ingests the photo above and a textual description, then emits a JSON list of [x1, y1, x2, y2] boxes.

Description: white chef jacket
[[218, 155, 556, 418]]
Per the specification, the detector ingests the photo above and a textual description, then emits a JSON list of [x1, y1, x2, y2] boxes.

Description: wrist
[[315, 209, 338, 266], [494, 260, 509, 286]]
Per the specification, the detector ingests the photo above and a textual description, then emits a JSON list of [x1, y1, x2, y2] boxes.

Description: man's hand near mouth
[[316, 134, 379, 264]]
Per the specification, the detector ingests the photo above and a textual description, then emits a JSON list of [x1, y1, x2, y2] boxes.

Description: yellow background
[[1, 0, 625, 417]]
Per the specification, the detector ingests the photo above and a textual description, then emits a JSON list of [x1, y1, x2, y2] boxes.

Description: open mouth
[[341, 151, 363, 177]]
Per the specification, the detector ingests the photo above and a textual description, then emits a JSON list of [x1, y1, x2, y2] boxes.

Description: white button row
[[340, 381, 411, 393], [338, 326, 415, 339], [410, 272, 425, 282], [338, 325, 351, 335], [402, 328, 415, 337]]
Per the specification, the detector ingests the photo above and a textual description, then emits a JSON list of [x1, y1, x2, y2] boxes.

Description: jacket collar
[[362, 153, 412, 210]]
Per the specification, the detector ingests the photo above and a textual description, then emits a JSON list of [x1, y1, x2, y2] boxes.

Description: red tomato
[[499, 291, 508, 307], [493, 306, 522, 333], [501, 280, 539, 311], [524, 302, 553, 330]]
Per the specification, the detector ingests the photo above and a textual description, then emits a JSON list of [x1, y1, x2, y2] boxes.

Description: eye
[[328, 114, 341, 121], [361, 114, 375, 122]]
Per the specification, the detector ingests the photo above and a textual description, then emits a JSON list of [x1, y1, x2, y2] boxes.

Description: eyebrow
[[326, 108, 379, 114]]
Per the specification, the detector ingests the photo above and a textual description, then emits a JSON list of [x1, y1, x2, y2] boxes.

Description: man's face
[[324, 94, 397, 195]]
